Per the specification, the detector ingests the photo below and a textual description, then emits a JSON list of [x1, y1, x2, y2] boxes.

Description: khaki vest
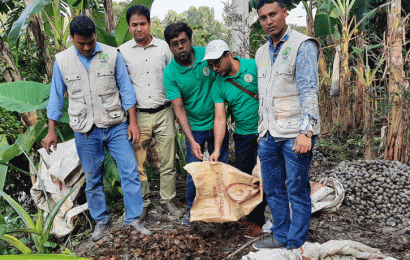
[[256, 30, 320, 138], [56, 43, 126, 133]]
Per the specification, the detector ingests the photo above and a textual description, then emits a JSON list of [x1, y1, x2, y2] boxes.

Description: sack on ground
[[185, 161, 263, 223], [242, 240, 397, 260], [311, 177, 345, 213], [32, 139, 87, 238]]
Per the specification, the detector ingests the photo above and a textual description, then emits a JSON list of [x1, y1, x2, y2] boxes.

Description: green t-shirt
[[212, 58, 259, 135], [164, 47, 216, 131]]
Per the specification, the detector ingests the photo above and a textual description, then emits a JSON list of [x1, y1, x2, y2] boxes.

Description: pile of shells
[[310, 159, 410, 228]]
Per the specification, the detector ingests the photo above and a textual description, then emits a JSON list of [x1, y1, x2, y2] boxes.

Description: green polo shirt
[[164, 47, 216, 131], [212, 58, 259, 135]]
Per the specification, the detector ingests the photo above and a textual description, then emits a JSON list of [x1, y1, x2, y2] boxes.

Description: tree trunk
[[364, 80, 373, 160], [28, 16, 54, 79], [22, 0, 53, 79], [103, 0, 115, 33], [338, 30, 352, 134], [385, 0, 408, 163], [0, 36, 22, 82], [230, 0, 250, 58], [318, 51, 332, 134], [354, 59, 365, 128]]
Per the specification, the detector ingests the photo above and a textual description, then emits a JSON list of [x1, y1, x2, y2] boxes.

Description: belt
[[138, 102, 171, 114]]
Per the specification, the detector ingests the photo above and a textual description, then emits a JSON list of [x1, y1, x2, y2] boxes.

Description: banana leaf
[[0, 81, 50, 113], [7, 0, 52, 44], [0, 234, 32, 254], [0, 164, 7, 191], [114, 0, 154, 46]]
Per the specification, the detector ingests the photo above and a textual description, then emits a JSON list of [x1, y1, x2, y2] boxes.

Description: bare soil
[[73, 152, 410, 260]]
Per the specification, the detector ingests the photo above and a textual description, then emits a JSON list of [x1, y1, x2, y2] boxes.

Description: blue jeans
[[74, 122, 143, 225], [258, 133, 315, 248], [234, 133, 266, 226], [185, 129, 228, 211]]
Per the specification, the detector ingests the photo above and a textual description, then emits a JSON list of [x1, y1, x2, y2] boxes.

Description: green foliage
[[161, 6, 229, 47], [314, 0, 387, 38], [0, 176, 86, 254], [7, 0, 52, 44], [96, 26, 118, 47], [0, 108, 25, 142], [114, 0, 154, 46], [314, 0, 338, 38], [150, 17, 166, 40], [175, 130, 187, 178], [103, 147, 123, 201], [0, 81, 50, 113], [249, 21, 269, 58], [351, 0, 385, 31]]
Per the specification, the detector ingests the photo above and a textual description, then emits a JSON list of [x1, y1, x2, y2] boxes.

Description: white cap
[[202, 40, 230, 61]]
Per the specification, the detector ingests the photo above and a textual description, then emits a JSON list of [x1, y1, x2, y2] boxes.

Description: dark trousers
[[234, 133, 267, 226]]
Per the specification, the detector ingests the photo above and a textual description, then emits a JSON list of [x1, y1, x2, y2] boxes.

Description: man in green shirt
[[163, 23, 229, 225], [204, 40, 266, 238]]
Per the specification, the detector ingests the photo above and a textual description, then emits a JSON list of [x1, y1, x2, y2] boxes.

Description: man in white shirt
[[118, 5, 182, 220]]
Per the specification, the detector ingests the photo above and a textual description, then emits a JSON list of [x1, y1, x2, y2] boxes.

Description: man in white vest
[[43, 15, 151, 242], [252, 0, 320, 250], [118, 5, 182, 221]]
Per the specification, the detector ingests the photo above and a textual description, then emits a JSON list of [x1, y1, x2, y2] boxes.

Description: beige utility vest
[[56, 43, 126, 133], [256, 30, 320, 138]]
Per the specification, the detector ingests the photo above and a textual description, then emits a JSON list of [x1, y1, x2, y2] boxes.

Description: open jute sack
[[184, 160, 263, 223]]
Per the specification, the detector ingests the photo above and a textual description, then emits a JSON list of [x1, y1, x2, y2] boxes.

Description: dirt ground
[[73, 152, 410, 260]]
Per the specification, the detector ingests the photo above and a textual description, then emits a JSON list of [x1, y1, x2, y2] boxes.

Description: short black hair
[[256, 0, 284, 10], [163, 22, 193, 45], [69, 15, 95, 37], [126, 5, 150, 24]]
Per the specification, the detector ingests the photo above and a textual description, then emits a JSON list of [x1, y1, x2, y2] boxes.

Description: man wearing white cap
[[204, 40, 266, 238]]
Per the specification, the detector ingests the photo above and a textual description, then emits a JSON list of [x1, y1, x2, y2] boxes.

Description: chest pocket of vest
[[96, 69, 116, 93], [276, 65, 295, 81], [65, 74, 82, 97]]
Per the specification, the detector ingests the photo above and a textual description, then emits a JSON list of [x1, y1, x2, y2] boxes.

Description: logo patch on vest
[[99, 53, 110, 67], [244, 74, 253, 83], [282, 47, 291, 64], [203, 67, 210, 76]]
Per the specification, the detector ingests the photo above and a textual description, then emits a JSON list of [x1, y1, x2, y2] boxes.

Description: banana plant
[[353, 44, 385, 160], [0, 177, 86, 254], [314, 0, 388, 134]]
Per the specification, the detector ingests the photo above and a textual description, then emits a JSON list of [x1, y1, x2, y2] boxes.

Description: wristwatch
[[300, 130, 313, 138]]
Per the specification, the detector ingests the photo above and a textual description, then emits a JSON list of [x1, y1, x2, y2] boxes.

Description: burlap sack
[[184, 160, 263, 223]]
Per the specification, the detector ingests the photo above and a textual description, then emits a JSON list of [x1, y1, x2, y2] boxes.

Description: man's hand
[[209, 150, 220, 162], [128, 122, 141, 144], [43, 132, 58, 154], [293, 133, 312, 154], [190, 141, 203, 161]]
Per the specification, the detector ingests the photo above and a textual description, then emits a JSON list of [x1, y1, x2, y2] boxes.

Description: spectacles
[[207, 54, 226, 67], [170, 38, 189, 48]]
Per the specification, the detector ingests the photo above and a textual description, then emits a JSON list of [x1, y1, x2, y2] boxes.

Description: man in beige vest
[[252, 0, 320, 250], [43, 15, 151, 242], [118, 5, 182, 220]]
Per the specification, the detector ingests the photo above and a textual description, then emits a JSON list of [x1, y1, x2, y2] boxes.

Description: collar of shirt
[[268, 26, 291, 65], [74, 42, 102, 60], [131, 35, 158, 48], [173, 47, 203, 74]]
